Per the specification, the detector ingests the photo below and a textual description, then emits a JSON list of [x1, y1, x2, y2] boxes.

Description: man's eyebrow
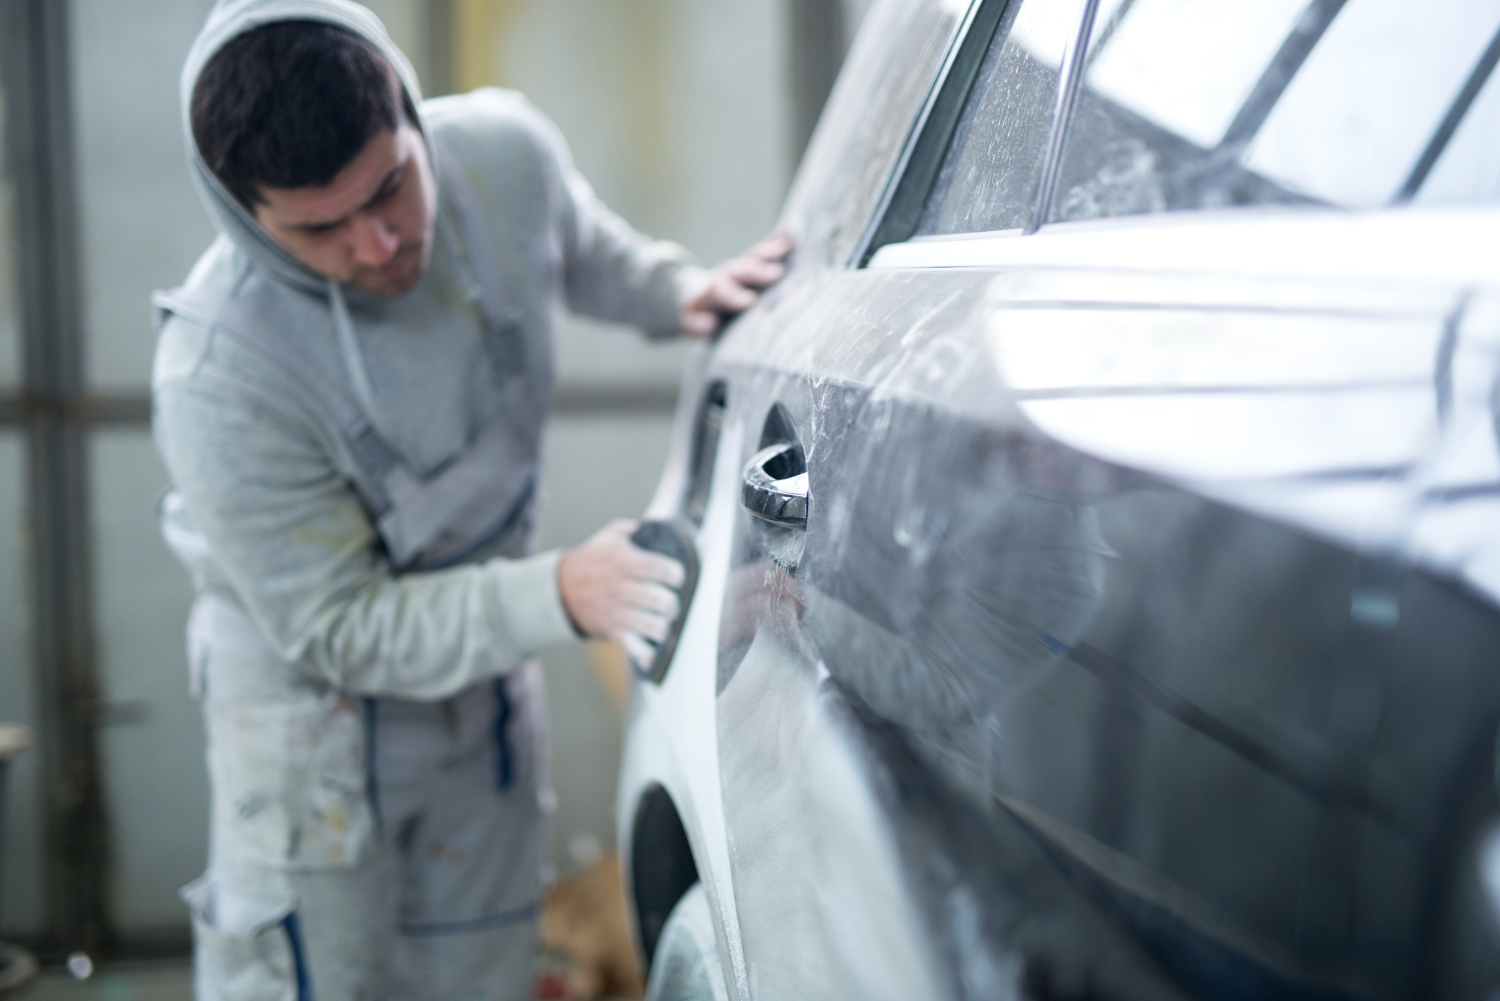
[[289, 164, 405, 233]]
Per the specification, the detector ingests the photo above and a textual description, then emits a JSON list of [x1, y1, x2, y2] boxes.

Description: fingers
[[598, 576, 680, 644], [724, 256, 786, 290], [557, 519, 688, 641], [621, 605, 672, 643], [678, 277, 758, 340], [621, 632, 658, 669], [607, 591, 675, 646], [748, 229, 793, 262], [709, 272, 759, 312], [614, 527, 685, 587], [626, 550, 686, 588], [620, 580, 681, 618], [677, 232, 794, 339], [681, 308, 719, 339]]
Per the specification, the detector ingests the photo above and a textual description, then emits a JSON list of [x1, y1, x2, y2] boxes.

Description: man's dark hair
[[192, 21, 417, 208]]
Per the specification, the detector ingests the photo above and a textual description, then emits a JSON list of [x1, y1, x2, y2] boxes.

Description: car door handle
[[741, 443, 808, 529]]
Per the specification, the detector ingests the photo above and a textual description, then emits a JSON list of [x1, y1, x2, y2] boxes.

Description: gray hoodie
[[153, 0, 701, 700]]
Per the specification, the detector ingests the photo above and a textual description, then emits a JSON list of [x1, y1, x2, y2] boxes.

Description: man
[[152, 2, 788, 998]]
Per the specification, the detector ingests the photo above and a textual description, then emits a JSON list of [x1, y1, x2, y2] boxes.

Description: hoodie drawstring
[[328, 279, 402, 448]]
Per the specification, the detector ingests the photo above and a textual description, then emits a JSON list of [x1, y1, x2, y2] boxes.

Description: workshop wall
[[0, 72, 35, 941], [0, 83, 16, 385], [67, 0, 215, 939], [450, 0, 792, 393]]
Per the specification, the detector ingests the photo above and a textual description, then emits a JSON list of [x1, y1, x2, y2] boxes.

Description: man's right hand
[[558, 520, 685, 665]]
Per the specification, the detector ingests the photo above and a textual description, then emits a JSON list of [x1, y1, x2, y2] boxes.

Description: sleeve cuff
[[485, 549, 580, 656]]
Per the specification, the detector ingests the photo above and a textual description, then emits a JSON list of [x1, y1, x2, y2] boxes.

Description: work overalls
[[157, 148, 555, 1001]]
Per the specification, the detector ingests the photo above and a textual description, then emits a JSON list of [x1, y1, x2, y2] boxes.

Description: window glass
[[0, 65, 21, 389], [1085, 0, 1305, 150], [1414, 67, 1500, 207], [1050, 0, 1314, 223], [1245, 0, 1500, 206], [914, 0, 1080, 237], [1050, 0, 1500, 225]]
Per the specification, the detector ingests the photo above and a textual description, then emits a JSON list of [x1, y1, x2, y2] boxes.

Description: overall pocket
[[207, 691, 376, 869], [193, 595, 377, 870]]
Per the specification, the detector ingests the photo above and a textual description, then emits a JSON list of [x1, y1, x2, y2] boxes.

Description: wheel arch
[[628, 783, 701, 972]]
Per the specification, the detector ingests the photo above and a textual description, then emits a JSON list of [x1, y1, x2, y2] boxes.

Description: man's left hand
[[680, 229, 793, 339]]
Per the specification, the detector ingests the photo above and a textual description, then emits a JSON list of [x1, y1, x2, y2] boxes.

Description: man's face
[[254, 123, 435, 298]]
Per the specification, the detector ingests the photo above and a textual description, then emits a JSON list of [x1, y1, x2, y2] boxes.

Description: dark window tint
[[1049, 0, 1500, 224], [913, 0, 1079, 237]]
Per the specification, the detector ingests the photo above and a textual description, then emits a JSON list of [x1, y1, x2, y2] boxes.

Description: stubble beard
[[350, 237, 430, 298]]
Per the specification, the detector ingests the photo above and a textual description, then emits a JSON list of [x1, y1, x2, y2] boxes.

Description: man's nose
[[350, 213, 400, 268]]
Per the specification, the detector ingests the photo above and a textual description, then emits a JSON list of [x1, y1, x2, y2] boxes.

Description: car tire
[[645, 883, 731, 1001]]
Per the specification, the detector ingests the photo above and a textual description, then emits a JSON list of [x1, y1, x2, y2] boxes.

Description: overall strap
[[152, 286, 403, 498], [430, 139, 548, 440], [433, 144, 518, 337]]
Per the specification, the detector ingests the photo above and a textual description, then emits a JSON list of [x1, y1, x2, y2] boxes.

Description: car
[[617, 0, 1500, 998]]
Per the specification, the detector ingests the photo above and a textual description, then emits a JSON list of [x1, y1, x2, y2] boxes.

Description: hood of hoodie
[[180, 0, 430, 296]]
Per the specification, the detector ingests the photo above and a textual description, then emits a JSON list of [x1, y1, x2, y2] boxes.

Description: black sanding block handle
[[628, 519, 700, 683]]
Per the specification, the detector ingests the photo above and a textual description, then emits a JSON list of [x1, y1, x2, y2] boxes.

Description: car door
[[700, 1, 1500, 1000], [710, 1, 1188, 997]]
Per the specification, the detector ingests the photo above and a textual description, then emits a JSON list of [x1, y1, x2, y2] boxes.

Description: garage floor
[[12, 960, 192, 1001], [7, 956, 621, 999]]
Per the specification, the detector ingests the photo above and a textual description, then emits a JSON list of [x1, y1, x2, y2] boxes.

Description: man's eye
[[372, 169, 406, 204]]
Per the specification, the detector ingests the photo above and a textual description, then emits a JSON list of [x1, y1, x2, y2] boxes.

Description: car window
[[1245, 0, 1500, 207], [1049, 0, 1500, 224], [783, 0, 971, 268], [1414, 63, 1500, 207], [913, 0, 1081, 236], [1082, 0, 1305, 150]]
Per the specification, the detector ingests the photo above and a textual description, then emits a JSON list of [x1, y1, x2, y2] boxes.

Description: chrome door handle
[[741, 443, 808, 529]]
